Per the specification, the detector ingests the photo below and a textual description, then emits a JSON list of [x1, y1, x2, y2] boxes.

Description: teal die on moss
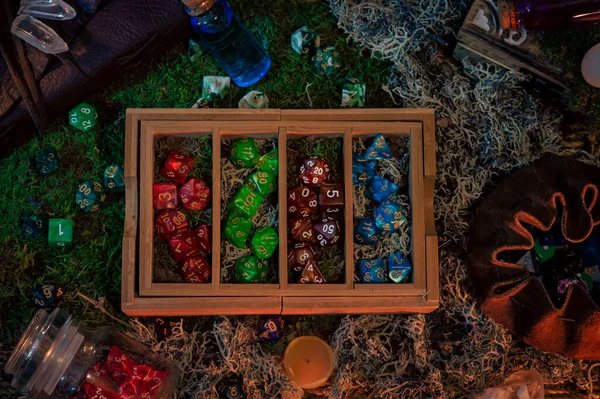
[[68, 102, 98, 131], [312, 46, 341, 77], [291, 26, 320, 56], [201, 76, 231, 103], [76, 180, 106, 212], [34, 147, 59, 176], [104, 164, 125, 193], [22, 215, 49, 238], [48, 218, 74, 248], [341, 77, 366, 107], [239, 90, 269, 109]]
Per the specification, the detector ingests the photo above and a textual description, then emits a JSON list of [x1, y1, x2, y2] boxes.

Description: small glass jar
[[4, 308, 180, 399]]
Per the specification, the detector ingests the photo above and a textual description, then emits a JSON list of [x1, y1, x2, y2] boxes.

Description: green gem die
[[290, 25, 320, 56], [75, 180, 105, 212], [230, 138, 261, 168], [251, 226, 279, 259], [257, 149, 278, 175], [227, 186, 264, 219], [68, 102, 98, 132], [34, 147, 59, 176], [234, 255, 267, 283], [104, 164, 125, 193], [48, 218, 74, 248], [223, 214, 253, 248], [246, 170, 276, 196], [341, 77, 366, 107], [313, 46, 341, 77]]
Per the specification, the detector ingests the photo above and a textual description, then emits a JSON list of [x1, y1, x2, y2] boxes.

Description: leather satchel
[[0, 0, 188, 156]]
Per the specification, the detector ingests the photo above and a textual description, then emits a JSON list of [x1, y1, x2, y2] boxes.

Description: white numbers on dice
[[299, 253, 308, 262], [314, 275, 323, 283], [309, 200, 317, 207], [327, 190, 339, 198], [289, 205, 297, 213], [81, 107, 91, 114], [323, 224, 335, 234], [312, 177, 319, 184], [313, 167, 323, 175], [301, 188, 310, 197], [82, 120, 92, 130], [300, 210, 309, 218], [302, 231, 311, 238], [289, 192, 296, 200], [308, 264, 314, 271]]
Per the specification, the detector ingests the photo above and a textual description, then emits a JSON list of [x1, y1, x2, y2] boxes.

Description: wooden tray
[[122, 109, 438, 316]]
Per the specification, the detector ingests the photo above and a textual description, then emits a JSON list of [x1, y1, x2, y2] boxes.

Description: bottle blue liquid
[[189, 0, 271, 87]]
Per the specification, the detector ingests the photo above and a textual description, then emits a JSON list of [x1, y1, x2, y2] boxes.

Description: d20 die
[[34, 147, 58, 176], [288, 243, 317, 276], [251, 226, 279, 259], [48, 218, 74, 248], [155, 210, 189, 239], [230, 138, 261, 168], [299, 157, 330, 187], [201, 76, 231, 103], [291, 25, 320, 56], [33, 283, 64, 310], [287, 186, 317, 218], [289, 218, 315, 243], [104, 164, 125, 192], [374, 201, 406, 231], [257, 317, 284, 342], [352, 155, 375, 185], [227, 186, 264, 219], [234, 255, 267, 283], [159, 150, 195, 184], [341, 77, 366, 107], [22, 214, 49, 238], [312, 46, 341, 77], [68, 102, 98, 131], [181, 256, 211, 283], [257, 149, 278, 175], [366, 175, 399, 203], [354, 218, 381, 245], [313, 216, 340, 247], [359, 259, 386, 283], [246, 171, 276, 196], [75, 181, 105, 212], [223, 214, 252, 248], [319, 183, 344, 215], [194, 225, 211, 253], [153, 183, 178, 209], [169, 231, 200, 261], [299, 260, 326, 284], [388, 252, 412, 283], [179, 178, 210, 210], [359, 133, 393, 160]]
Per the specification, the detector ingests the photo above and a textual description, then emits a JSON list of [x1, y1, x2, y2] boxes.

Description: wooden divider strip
[[278, 127, 288, 289], [344, 128, 354, 289], [212, 127, 221, 290], [409, 126, 427, 291], [122, 111, 139, 305], [139, 121, 155, 294]]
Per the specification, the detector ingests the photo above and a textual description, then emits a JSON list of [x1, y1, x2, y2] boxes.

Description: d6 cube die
[[251, 226, 279, 259], [287, 186, 317, 218], [290, 218, 315, 243], [68, 102, 98, 131], [194, 225, 211, 253], [354, 218, 381, 245], [153, 183, 178, 209], [33, 283, 64, 309], [179, 179, 210, 210], [75, 181, 105, 212], [299, 157, 330, 187], [228, 186, 264, 219], [223, 214, 252, 248], [313, 216, 340, 247], [319, 183, 344, 215], [312, 46, 341, 77], [159, 150, 195, 184], [290, 25, 320, 56], [181, 256, 211, 283], [104, 164, 125, 193], [388, 252, 412, 283], [22, 214, 49, 238], [155, 210, 189, 239], [359, 259, 386, 283], [169, 231, 200, 261], [34, 147, 59, 176], [48, 218, 74, 248]]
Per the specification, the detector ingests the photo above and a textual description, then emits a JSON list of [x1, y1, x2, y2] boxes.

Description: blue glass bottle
[[188, 0, 271, 87]]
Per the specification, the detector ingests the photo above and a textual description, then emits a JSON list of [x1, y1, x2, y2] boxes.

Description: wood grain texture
[[123, 297, 282, 316], [426, 235, 440, 303], [344, 128, 354, 289], [282, 296, 438, 315], [278, 127, 288, 289], [212, 128, 221, 290], [409, 126, 427, 291], [138, 121, 155, 295]]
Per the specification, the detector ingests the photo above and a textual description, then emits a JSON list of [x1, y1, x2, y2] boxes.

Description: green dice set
[[48, 219, 74, 248]]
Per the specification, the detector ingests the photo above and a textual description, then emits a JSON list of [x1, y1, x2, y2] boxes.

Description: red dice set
[[181, 256, 211, 283], [159, 150, 194, 184], [153, 183, 178, 209], [179, 178, 210, 210], [290, 218, 315, 243], [155, 210, 189, 239], [194, 224, 211, 253], [168, 231, 200, 261], [313, 216, 341, 247]]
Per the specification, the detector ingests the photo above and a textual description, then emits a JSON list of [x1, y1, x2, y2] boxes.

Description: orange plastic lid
[[282, 336, 334, 389]]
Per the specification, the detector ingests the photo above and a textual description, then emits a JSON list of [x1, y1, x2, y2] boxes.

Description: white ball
[[582, 43, 600, 88]]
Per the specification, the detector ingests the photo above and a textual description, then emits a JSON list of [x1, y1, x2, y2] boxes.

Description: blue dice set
[[358, 252, 412, 284]]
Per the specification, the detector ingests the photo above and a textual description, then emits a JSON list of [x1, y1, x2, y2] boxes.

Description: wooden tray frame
[[122, 109, 438, 316]]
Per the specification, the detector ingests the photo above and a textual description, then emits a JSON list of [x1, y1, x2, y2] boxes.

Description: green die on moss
[[291, 26, 320, 57], [34, 147, 58, 176], [251, 226, 279, 259], [313, 46, 341, 77], [341, 77, 366, 107], [223, 214, 253, 248], [48, 218, 74, 248], [104, 164, 125, 193], [68, 102, 98, 131], [76, 180, 105, 212]]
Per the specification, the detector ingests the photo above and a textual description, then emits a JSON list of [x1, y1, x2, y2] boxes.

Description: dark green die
[[313, 46, 341, 77], [22, 215, 49, 238], [234, 255, 267, 283], [104, 164, 125, 193], [223, 213, 253, 248], [291, 26, 320, 57], [341, 77, 366, 107], [34, 147, 58, 176], [68, 102, 98, 131], [257, 149, 278, 175], [246, 170, 276, 196], [251, 226, 279, 259], [230, 138, 261, 168], [227, 186, 264, 219], [48, 218, 74, 248], [75, 180, 105, 212]]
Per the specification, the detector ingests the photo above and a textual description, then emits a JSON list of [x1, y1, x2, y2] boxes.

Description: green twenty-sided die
[[291, 26, 320, 56], [48, 218, 74, 248], [246, 170, 276, 196], [227, 186, 264, 219], [224, 214, 253, 248], [251, 226, 279, 259], [313, 46, 341, 77], [256, 149, 278, 175], [234, 255, 267, 283], [68, 102, 98, 132], [75, 180, 106, 212], [230, 138, 261, 168], [34, 147, 59, 176], [104, 164, 125, 193], [341, 77, 366, 107]]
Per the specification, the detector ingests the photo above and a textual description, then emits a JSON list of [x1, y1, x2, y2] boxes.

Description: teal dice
[[230, 138, 261, 168], [246, 171, 276, 196], [234, 255, 267, 283], [341, 77, 366, 107], [251, 226, 279, 259], [354, 218, 381, 245], [76, 180, 105, 212], [22, 215, 49, 238], [224, 214, 253, 248], [34, 147, 59, 176], [48, 218, 74, 248], [291, 26, 320, 56], [228, 186, 264, 219], [359, 134, 393, 160], [375, 201, 406, 231], [68, 102, 98, 132], [104, 164, 125, 192], [313, 46, 341, 77], [352, 155, 376, 185]]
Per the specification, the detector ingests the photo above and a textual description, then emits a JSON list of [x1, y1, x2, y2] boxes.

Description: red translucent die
[[155, 210, 189, 239], [287, 186, 318, 218], [181, 256, 211, 283], [319, 183, 344, 215], [290, 218, 315, 243], [159, 150, 194, 184], [288, 243, 317, 276], [153, 183, 178, 209], [313, 216, 341, 246], [179, 178, 210, 211], [194, 224, 211, 253], [168, 231, 200, 261], [298, 156, 330, 187], [299, 260, 326, 284]]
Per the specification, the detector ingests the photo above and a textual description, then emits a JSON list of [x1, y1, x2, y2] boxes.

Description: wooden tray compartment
[[122, 109, 439, 315]]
